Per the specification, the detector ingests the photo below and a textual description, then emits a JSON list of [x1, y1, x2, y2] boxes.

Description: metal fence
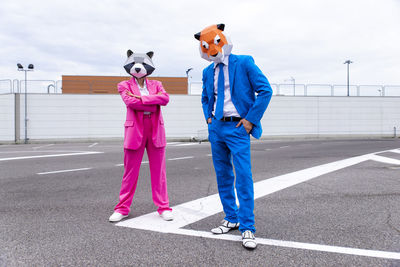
[[1, 79, 399, 96], [0, 79, 12, 94], [189, 82, 400, 97]]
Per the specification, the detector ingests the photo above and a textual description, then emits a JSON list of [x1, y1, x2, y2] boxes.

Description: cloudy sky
[[0, 0, 399, 87]]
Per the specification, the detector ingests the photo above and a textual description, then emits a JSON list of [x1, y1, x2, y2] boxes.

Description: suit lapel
[[207, 65, 214, 95], [145, 79, 155, 94], [129, 78, 140, 95], [228, 54, 237, 94]]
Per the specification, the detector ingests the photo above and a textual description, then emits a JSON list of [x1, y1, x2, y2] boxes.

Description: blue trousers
[[208, 118, 255, 233]]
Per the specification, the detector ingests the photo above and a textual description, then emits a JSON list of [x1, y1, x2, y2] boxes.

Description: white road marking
[[279, 146, 290, 149], [0, 151, 103, 162], [117, 148, 400, 259], [88, 143, 98, 148], [33, 144, 54, 150], [167, 142, 181, 145], [37, 167, 92, 175], [369, 155, 400, 165], [265, 148, 272, 151], [174, 143, 199, 147], [168, 156, 194, 161], [0, 150, 97, 154], [173, 230, 400, 260], [389, 149, 400, 154]]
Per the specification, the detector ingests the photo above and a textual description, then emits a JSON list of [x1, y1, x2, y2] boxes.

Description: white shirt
[[138, 81, 151, 114], [213, 56, 240, 118]]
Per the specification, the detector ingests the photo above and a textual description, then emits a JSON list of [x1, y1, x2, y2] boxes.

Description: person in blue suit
[[194, 24, 273, 249]]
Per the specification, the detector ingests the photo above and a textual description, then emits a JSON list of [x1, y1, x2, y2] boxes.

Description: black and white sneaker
[[211, 219, 240, 234], [242, 230, 257, 249]]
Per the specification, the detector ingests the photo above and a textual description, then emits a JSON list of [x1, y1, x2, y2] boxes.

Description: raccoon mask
[[123, 50, 155, 78], [194, 24, 233, 63]]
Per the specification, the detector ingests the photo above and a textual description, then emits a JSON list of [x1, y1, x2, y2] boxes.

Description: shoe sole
[[211, 226, 239, 234], [242, 241, 257, 249], [109, 215, 128, 222]]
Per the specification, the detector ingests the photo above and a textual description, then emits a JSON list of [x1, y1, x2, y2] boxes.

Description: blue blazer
[[201, 54, 273, 139]]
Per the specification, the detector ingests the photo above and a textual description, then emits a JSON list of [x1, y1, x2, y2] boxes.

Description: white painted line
[[389, 149, 400, 154], [0, 151, 103, 162], [115, 161, 149, 167], [33, 144, 54, 150], [174, 143, 199, 147], [279, 146, 290, 149], [37, 167, 92, 175], [265, 148, 272, 151], [167, 142, 181, 145], [172, 229, 400, 260], [0, 150, 97, 154], [369, 155, 400, 165], [117, 152, 372, 233], [88, 142, 98, 148], [168, 156, 194, 161], [117, 147, 400, 259]]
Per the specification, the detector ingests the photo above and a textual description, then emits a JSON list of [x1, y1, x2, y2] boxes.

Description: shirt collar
[[213, 56, 229, 69]]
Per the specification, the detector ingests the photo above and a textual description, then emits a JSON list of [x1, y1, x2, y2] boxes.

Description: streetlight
[[186, 68, 193, 94], [17, 63, 34, 144], [343, 60, 353, 96]]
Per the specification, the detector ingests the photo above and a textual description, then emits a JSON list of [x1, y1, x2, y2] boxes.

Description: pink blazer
[[118, 78, 169, 150]]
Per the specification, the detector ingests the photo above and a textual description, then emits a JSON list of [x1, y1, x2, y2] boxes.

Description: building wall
[[61, 75, 188, 94], [0, 94, 15, 141], [1, 94, 399, 142]]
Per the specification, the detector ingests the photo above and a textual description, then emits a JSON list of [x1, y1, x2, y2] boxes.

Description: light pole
[[17, 63, 34, 144], [343, 60, 353, 96], [186, 68, 193, 94]]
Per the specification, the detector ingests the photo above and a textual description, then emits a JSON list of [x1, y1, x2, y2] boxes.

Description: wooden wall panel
[[62, 75, 188, 94]]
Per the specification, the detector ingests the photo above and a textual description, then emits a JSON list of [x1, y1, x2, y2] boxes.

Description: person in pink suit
[[109, 50, 173, 222]]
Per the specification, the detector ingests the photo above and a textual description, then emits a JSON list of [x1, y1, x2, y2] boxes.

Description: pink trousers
[[114, 116, 171, 215]]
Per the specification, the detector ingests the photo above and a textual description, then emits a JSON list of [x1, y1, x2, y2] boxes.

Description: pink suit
[[114, 77, 171, 215]]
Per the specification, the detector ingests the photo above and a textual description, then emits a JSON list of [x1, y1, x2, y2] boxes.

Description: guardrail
[[3, 79, 400, 96], [0, 79, 12, 94], [189, 82, 400, 96]]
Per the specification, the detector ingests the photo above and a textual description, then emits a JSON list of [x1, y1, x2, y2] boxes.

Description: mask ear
[[146, 51, 154, 58], [217, 24, 225, 31], [194, 32, 201, 40], [127, 50, 133, 57]]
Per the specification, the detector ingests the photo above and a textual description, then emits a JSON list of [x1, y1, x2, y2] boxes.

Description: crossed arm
[[118, 82, 169, 112]]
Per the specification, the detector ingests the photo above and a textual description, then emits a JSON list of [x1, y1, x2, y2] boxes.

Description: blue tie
[[215, 63, 225, 120]]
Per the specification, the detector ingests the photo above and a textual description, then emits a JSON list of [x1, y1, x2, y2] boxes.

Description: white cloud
[[0, 0, 399, 89]]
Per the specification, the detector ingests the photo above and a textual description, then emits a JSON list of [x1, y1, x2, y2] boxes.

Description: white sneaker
[[109, 212, 128, 222], [211, 219, 240, 234], [160, 210, 173, 221], [242, 230, 257, 249]]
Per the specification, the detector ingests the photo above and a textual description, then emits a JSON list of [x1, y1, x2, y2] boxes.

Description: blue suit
[[201, 54, 272, 233]]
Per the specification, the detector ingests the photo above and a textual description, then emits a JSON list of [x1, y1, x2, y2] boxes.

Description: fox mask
[[194, 24, 232, 63]]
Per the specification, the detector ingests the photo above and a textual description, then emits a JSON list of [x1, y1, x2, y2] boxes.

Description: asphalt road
[[0, 139, 399, 266]]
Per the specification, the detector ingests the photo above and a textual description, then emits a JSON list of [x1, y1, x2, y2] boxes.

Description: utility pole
[[343, 60, 353, 96]]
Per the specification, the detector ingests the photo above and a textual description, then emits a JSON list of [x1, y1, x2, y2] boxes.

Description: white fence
[[2, 79, 400, 97], [189, 82, 400, 97], [1, 93, 399, 143]]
